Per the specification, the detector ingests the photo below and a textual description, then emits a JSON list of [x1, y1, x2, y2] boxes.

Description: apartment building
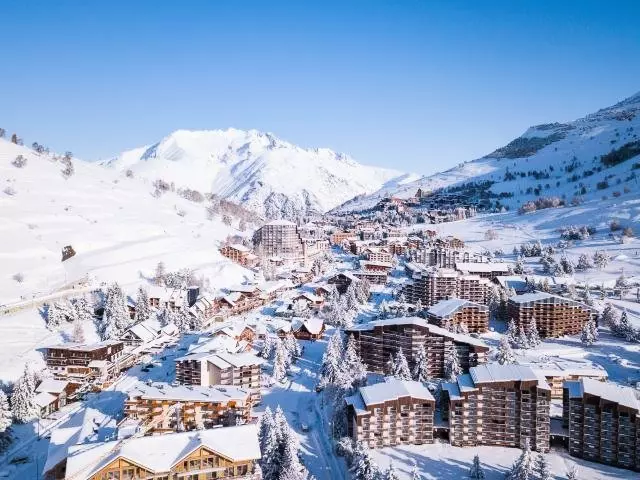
[[455, 262, 512, 280], [402, 266, 489, 307], [345, 378, 435, 448], [123, 382, 252, 433], [252, 219, 325, 265], [62, 425, 262, 480], [175, 352, 263, 402], [345, 317, 489, 378], [507, 292, 595, 338], [352, 270, 388, 285], [220, 243, 259, 267], [564, 378, 640, 471], [442, 364, 551, 453], [426, 298, 489, 333], [363, 247, 393, 263], [520, 360, 608, 399], [45, 341, 126, 387], [327, 271, 360, 294]]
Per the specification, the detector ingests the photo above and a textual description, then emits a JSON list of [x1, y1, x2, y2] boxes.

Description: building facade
[[564, 378, 640, 471], [45, 341, 126, 387], [442, 364, 551, 453], [402, 266, 489, 307], [345, 378, 435, 449], [507, 293, 595, 338], [346, 317, 489, 378], [426, 298, 489, 333]]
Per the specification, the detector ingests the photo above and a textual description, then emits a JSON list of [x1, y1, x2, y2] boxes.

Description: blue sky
[[1, 1, 639, 174]]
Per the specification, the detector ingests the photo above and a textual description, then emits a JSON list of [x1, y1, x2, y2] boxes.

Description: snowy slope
[[336, 91, 640, 212], [0, 139, 251, 305], [103, 129, 417, 219]]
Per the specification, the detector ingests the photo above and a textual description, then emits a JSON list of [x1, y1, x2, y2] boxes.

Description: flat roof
[[127, 382, 249, 403], [358, 378, 434, 406], [470, 364, 550, 390]]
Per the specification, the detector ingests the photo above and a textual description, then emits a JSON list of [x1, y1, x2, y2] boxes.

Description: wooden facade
[[45, 341, 125, 386], [442, 365, 551, 453], [346, 317, 489, 379], [402, 267, 489, 307], [426, 298, 489, 333], [507, 293, 595, 338]]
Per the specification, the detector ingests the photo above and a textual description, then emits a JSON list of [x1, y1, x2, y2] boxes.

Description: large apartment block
[[507, 292, 595, 338], [175, 352, 263, 402], [346, 317, 489, 378], [563, 378, 640, 471], [426, 298, 489, 333], [442, 364, 551, 453], [62, 425, 262, 480], [123, 382, 252, 433], [45, 341, 125, 387], [402, 265, 489, 306], [252, 219, 326, 265], [345, 378, 435, 448]]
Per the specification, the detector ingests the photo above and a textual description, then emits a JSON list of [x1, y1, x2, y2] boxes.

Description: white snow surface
[[336, 90, 640, 212], [103, 128, 418, 218]]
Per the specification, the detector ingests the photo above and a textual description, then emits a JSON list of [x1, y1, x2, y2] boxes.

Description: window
[[121, 469, 135, 480], [189, 459, 201, 470]]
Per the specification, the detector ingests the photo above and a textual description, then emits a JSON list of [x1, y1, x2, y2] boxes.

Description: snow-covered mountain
[[335, 91, 640, 213], [0, 139, 251, 305], [103, 129, 417, 219]]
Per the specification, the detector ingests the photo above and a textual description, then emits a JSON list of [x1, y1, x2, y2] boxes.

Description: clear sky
[[1, 1, 639, 174]]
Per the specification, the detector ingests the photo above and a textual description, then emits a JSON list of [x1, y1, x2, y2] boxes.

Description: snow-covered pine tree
[[154, 261, 166, 285], [258, 408, 281, 480], [0, 390, 12, 433], [12, 365, 38, 423], [73, 297, 95, 325], [279, 418, 309, 480], [592, 250, 610, 270], [496, 336, 516, 365], [505, 438, 536, 480], [565, 465, 578, 480], [516, 324, 530, 349], [525, 318, 541, 347], [444, 347, 462, 381], [46, 303, 63, 329], [261, 334, 276, 359], [487, 285, 501, 319], [283, 332, 302, 359], [351, 440, 380, 480], [580, 320, 597, 346], [101, 282, 130, 340], [506, 319, 518, 345], [534, 453, 551, 480], [71, 319, 86, 343], [412, 343, 430, 382], [468, 454, 485, 479], [342, 334, 367, 388], [273, 340, 289, 383], [410, 461, 422, 480], [379, 299, 389, 319], [617, 310, 637, 341], [345, 284, 359, 312], [382, 461, 400, 480], [391, 348, 412, 381], [576, 254, 593, 271], [414, 299, 423, 314], [135, 287, 151, 322], [319, 330, 344, 388]]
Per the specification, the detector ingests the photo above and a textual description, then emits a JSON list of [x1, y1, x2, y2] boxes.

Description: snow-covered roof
[[426, 298, 486, 319], [357, 378, 434, 407], [64, 425, 261, 480], [455, 262, 511, 273], [353, 270, 388, 277], [347, 317, 488, 349], [127, 322, 158, 343], [291, 317, 324, 335], [228, 284, 259, 294], [470, 364, 550, 390], [36, 379, 69, 395], [361, 260, 393, 268], [210, 352, 263, 369], [521, 358, 608, 379], [493, 275, 529, 291], [227, 243, 251, 253], [147, 286, 188, 304], [574, 378, 640, 410], [265, 219, 296, 227], [47, 340, 122, 352], [509, 292, 594, 311], [34, 391, 57, 408], [127, 382, 249, 403]]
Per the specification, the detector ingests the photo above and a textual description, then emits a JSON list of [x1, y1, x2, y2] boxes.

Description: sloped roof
[[64, 425, 261, 479], [358, 377, 434, 406], [426, 298, 486, 319], [127, 382, 249, 403], [36, 379, 69, 395]]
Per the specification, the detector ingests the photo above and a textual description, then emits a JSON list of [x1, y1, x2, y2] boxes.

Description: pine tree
[[412, 343, 430, 382], [576, 254, 593, 271], [100, 282, 130, 340], [46, 303, 63, 329], [505, 438, 536, 480], [12, 365, 38, 423], [496, 336, 516, 365], [342, 335, 367, 388], [135, 287, 151, 322], [319, 330, 344, 388], [581, 320, 597, 346], [154, 262, 166, 285], [73, 297, 95, 325], [617, 310, 636, 341], [261, 334, 276, 359], [592, 250, 610, 270], [71, 319, 86, 343], [468, 454, 485, 479], [516, 324, 530, 349], [534, 454, 551, 480], [506, 319, 518, 345], [258, 408, 281, 480], [0, 391, 12, 433], [273, 340, 289, 383], [352, 440, 380, 480], [445, 347, 462, 381], [391, 348, 412, 381], [525, 318, 541, 347], [414, 299, 423, 314], [283, 332, 302, 359], [565, 465, 578, 480], [410, 462, 422, 480], [382, 462, 400, 480]]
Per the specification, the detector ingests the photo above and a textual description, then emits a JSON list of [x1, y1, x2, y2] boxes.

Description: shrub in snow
[[382, 462, 400, 480], [11, 155, 27, 168], [610, 219, 622, 231], [60, 152, 74, 178], [623, 226, 634, 238], [3, 186, 16, 196], [12, 272, 24, 283], [505, 438, 536, 480], [565, 465, 579, 480]]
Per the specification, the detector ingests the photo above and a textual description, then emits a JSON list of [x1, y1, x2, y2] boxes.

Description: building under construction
[[442, 364, 551, 453], [345, 317, 489, 378]]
